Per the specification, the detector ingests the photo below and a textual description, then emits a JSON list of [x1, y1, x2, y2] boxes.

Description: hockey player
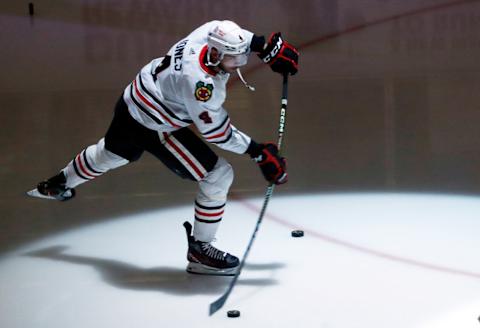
[[28, 20, 299, 275]]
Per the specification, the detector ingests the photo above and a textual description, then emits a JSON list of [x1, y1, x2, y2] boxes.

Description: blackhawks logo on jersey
[[195, 81, 214, 102]]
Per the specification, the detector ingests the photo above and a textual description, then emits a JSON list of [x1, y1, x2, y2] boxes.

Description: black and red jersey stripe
[[137, 75, 193, 125], [132, 79, 180, 127], [129, 83, 165, 125], [209, 129, 233, 144], [162, 132, 207, 180], [131, 74, 193, 128], [72, 149, 104, 180], [194, 201, 225, 224], [201, 116, 233, 144]]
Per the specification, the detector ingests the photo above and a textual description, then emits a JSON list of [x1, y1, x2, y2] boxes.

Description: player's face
[[220, 53, 248, 73]]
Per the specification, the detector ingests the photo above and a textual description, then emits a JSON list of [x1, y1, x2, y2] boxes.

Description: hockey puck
[[291, 230, 304, 237], [227, 310, 240, 318]]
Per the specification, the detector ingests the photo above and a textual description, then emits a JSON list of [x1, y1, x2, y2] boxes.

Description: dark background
[[1, 0, 480, 253]]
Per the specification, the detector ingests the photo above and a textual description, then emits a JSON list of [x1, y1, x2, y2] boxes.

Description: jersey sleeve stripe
[[138, 75, 193, 124], [209, 129, 233, 144], [129, 84, 165, 125], [133, 79, 181, 128], [204, 123, 231, 141], [202, 116, 230, 135]]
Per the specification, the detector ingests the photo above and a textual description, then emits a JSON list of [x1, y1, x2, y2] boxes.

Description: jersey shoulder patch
[[194, 81, 214, 102]]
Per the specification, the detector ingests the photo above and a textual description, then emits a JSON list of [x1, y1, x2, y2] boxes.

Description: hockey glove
[[258, 32, 299, 76], [247, 142, 288, 185]]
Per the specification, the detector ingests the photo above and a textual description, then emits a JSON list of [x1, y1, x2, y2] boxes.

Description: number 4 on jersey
[[199, 111, 213, 124]]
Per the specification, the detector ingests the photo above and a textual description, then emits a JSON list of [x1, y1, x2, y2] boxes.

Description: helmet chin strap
[[236, 68, 255, 91]]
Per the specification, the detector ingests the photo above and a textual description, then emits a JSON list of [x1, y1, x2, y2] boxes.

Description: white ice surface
[[1, 193, 480, 328]]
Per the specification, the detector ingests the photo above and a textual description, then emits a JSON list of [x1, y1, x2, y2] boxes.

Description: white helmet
[[207, 20, 249, 67]]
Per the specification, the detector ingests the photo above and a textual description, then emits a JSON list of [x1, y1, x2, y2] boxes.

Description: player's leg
[[187, 156, 237, 275], [62, 137, 131, 188], [193, 156, 233, 242], [146, 128, 238, 275], [28, 96, 142, 201], [31, 137, 130, 201]]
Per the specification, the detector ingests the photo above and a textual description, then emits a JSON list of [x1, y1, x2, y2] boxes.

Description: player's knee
[[215, 157, 234, 189], [200, 157, 234, 198]]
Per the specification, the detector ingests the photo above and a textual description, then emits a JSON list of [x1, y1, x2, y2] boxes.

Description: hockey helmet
[[207, 20, 249, 67]]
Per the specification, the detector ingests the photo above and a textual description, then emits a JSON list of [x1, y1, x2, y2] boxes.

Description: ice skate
[[183, 221, 239, 276], [27, 172, 75, 201]]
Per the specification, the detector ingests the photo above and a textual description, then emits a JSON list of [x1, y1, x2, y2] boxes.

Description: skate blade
[[186, 262, 238, 276], [26, 188, 57, 200]]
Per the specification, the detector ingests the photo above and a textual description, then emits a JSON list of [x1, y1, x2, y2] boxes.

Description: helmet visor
[[221, 53, 249, 68]]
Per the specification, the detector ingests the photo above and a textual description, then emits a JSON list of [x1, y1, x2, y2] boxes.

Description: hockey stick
[[209, 73, 289, 315]]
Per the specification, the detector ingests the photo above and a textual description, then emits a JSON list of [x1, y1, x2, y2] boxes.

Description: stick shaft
[[209, 73, 289, 315]]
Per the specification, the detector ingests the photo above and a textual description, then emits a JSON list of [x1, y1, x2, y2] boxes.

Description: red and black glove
[[247, 141, 288, 185], [258, 32, 299, 76]]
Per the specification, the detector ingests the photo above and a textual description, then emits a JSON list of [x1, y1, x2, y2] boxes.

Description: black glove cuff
[[245, 139, 263, 158], [250, 35, 266, 53]]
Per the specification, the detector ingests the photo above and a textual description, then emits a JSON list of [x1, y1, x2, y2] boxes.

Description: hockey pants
[[62, 96, 233, 242]]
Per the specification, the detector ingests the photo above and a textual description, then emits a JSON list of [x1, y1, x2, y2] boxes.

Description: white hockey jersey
[[123, 21, 254, 154]]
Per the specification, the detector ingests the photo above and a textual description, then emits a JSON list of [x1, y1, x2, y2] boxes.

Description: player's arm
[[182, 79, 287, 185], [195, 106, 287, 185]]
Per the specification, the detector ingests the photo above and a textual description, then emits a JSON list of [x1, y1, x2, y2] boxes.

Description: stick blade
[[209, 294, 227, 316]]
